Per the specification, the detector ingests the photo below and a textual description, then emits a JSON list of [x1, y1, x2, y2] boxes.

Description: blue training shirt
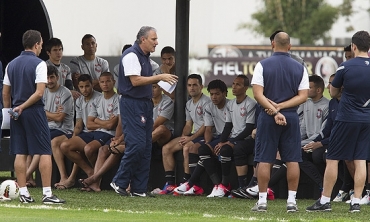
[[118, 43, 152, 100], [6, 51, 45, 107], [332, 57, 370, 123], [259, 52, 305, 112]]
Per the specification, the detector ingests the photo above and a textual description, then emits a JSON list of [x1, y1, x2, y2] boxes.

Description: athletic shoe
[[0, 196, 11, 202], [110, 182, 129, 196], [306, 199, 331, 212], [173, 182, 190, 195], [267, 188, 275, 200], [345, 189, 355, 203], [349, 203, 360, 213], [130, 192, 155, 198], [42, 195, 66, 204], [251, 202, 267, 212], [287, 202, 298, 212], [246, 184, 259, 197], [231, 187, 253, 199], [184, 185, 204, 195], [359, 190, 370, 205], [333, 190, 348, 202], [158, 182, 176, 195], [207, 185, 219, 197], [207, 184, 228, 198], [19, 195, 35, 203]]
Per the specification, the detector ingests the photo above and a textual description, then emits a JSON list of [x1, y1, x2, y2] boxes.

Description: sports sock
[[188, 153, 199, 175], [238, 175, 247, 188], [19, 187, 30, 197], [287, 190, 296, 204], [43, 187, 52, 197], [164, 171, 175, 185], [352, 197, 361, 205], [220, 144, 233, 186], [268, 163, 287, 187], [182, 173, 191, 183], [366, 183, 370, 191], [258, 192, 267, 204], [189, 163, 204, 187], [320, 195, 330, 204], [247, 176, 257, 187]]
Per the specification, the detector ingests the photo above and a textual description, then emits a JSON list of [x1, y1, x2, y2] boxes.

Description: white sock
[[19, 187, 30, 197], [258, 192, 267, 204], [43, 187, 52, 197], [352, 197, 360, 205], [287, 190, 296, 203], [320, 195, 330, 204]]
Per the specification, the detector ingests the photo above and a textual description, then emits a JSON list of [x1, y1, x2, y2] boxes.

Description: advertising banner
[[189, 45, 346, 87]]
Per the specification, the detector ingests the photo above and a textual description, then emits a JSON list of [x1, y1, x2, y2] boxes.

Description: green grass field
[[0, 187, 368, 222]]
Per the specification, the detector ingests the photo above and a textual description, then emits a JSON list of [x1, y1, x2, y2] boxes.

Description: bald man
[[251, 32, 309, 212]]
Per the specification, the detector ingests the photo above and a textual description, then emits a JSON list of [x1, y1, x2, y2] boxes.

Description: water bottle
[[8, 109, 19, 120]]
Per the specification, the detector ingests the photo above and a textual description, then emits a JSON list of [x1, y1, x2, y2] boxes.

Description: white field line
[[1, 204, 302, 221]]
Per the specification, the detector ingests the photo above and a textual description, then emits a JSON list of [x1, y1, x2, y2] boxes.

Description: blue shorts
[[254, 111, 301, 163], [78, 131, 113, 146], [10, 106, 51, 155], [196, 135, 221, 148], [192, 136, 205, 144], [327, 121, 370, 161], [50, 129, 66, 140], [208, 136, 221, 149]]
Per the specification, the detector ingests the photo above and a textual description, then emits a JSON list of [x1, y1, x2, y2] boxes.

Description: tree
[[239, 0, 354, 45]]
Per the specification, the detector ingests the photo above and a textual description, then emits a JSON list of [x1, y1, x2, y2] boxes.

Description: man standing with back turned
[[2, 30, 65, 204], [307, 31, 370, 213], [110, 26, 178, 197], [251, 32, 308, 212]]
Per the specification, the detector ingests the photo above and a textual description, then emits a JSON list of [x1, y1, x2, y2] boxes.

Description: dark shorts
[[254, 111, 301, 163], [327, 121, 370, 161], [192, 136, 205, 144], [78, 131, 113, 146], [231, 137, 255, 155], [10, 106, 51, 155], [50, 129, 67, 140], [196, 135, 221, 148], [208, 136, 221, 148]]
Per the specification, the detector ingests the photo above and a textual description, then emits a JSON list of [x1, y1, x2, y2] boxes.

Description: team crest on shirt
[[240, 106, 246, 117], [196, 106, 203, 116], [141, 115, 146, 123], [107, 104, 114, 114], [95, 64, 102, 73], [365, 61, 370, 66], [61, 69, 68, 79], [54, 96, 61, 105], [316, 108, 322, 119]]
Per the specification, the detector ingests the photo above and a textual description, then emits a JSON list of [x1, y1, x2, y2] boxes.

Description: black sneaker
[[42, 195, 66, 204], [110, 182, 129, 196], [130, 192, 155, 197], [19, 195, 35, 203], [239, 187, 257, 199], [231, 187, 254, 199], [306, 199, 331, 212], [349, 203, 360, 213]]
